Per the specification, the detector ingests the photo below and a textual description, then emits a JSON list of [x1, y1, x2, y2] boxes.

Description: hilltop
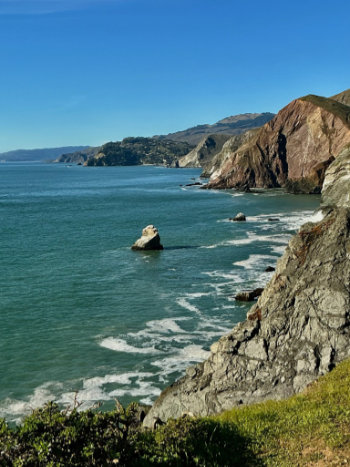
[[156, 112, 275, 145]]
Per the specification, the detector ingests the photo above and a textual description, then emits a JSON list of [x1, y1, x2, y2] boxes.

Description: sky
[[0, 0, 349, 152]]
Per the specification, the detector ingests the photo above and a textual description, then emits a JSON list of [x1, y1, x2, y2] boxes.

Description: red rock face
[[208, 97, 350, 192]]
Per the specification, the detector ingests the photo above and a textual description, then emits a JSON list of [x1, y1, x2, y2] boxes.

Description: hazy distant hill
[[0, 146, 89, 162], [156, 112, 275, 145]]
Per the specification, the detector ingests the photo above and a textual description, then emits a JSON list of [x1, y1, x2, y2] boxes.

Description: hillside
[[332, 88, 350, 106], [82, 137, 194, 167], [206, 92, 350, 192], [0, 146, 89, 162], [157, 112, 275, 145]]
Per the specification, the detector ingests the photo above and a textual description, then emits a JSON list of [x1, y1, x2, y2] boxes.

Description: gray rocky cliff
[[143, 148, 350, 428], [177, 134, 230, 169]]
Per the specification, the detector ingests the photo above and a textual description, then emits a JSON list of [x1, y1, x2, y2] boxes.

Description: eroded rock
[[235, 288, 264, 301], [131, 225, 163, 251]]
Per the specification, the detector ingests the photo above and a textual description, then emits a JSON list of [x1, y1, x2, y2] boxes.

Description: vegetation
[[301, 94, 350, 128], [2, 359, 350, 465], [84, 137, 194, 167]]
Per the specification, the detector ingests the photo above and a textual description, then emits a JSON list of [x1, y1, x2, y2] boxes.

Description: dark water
[[0, 163, 320, 422]]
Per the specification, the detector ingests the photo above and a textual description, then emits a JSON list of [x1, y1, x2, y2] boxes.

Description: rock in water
[[131, 225, 163, 250], [235, 288, 264, 301], [230, 212, 246, 221]]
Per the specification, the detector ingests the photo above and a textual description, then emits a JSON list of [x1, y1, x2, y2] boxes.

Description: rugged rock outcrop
[[131, 225, 163, 251], [201, 129, 258, 179], [143, 148, 350, 427], [177, 134, 230, 169], [206, 94, 350, 193], [321, 145, 350, 208], [332, 89, 350, 107]]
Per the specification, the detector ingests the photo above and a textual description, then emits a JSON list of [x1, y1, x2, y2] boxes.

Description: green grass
[[301, 94, 350, 129], [2, 359, 350, 465], [215, 358, 350, 465]]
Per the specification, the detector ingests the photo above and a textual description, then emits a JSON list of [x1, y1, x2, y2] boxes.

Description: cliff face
[[144, 148, 350, 428], [332, 89, 350, 106], [207, 95, 350, 193], [177, 134, 231, 169]]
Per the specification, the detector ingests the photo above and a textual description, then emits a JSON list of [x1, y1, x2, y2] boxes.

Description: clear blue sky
[[0, 0, 349, 152]]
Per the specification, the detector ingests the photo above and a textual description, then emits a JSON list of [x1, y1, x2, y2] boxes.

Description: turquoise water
[[0, 163, 320, 423]]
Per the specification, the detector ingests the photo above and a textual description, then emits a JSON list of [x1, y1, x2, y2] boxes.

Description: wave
[[233, 254, 277, 270], [176, 297, 201, 314], [152, 345, 210, 377], [99, 337, 161, 354]]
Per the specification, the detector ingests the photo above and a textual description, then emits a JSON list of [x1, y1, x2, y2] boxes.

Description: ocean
[[0, 163, 320, 423]]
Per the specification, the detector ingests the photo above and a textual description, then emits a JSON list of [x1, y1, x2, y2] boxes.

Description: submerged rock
[[230, 212, 246, 221], [131, 225, 163, 251], [265, 266, 276, 272]]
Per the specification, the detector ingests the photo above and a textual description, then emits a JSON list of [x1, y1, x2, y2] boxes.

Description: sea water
[[0, 163, 320, 423]]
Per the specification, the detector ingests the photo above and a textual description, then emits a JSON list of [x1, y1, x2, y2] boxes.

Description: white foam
[[0, 383, 58, 423], [152, 345, 210, 375], [308, 210, 324, 223], [100, 337, 161, 354], [185, 291, 212, 299], [228, 232, 291, 246], [203, 270, 246, 282], [176, 297, 201, 314], [233, 254, 276, 270], [270, 245, 286, 254]]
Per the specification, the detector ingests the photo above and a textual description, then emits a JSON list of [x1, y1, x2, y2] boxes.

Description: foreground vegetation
[[2, 359, 350, 466]]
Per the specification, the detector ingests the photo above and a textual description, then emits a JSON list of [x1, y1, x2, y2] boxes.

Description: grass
[[215, 358, 350, 465], [1, 359, 350, 465]]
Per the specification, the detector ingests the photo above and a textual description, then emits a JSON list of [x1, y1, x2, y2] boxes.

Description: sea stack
[[131, 225, 163, 251]]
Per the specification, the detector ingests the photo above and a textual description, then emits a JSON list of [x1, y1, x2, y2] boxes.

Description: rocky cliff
[[144, 147, 350, 428], [332, 89, 350, 106], [206, 93, 350, 193], [177, 134, 231, 170]]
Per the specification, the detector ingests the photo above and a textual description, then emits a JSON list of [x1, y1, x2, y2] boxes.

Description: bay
[[0, 163, 320, 423]]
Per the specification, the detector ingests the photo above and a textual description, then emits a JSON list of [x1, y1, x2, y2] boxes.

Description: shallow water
[[0, 163, 320, 423]]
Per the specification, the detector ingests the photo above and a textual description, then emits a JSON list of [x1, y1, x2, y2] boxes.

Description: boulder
[[131, 225, 163, 251], [230, 212, 246, 221], [235, 288, 264, 301], [265, 266, 275, 272]]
